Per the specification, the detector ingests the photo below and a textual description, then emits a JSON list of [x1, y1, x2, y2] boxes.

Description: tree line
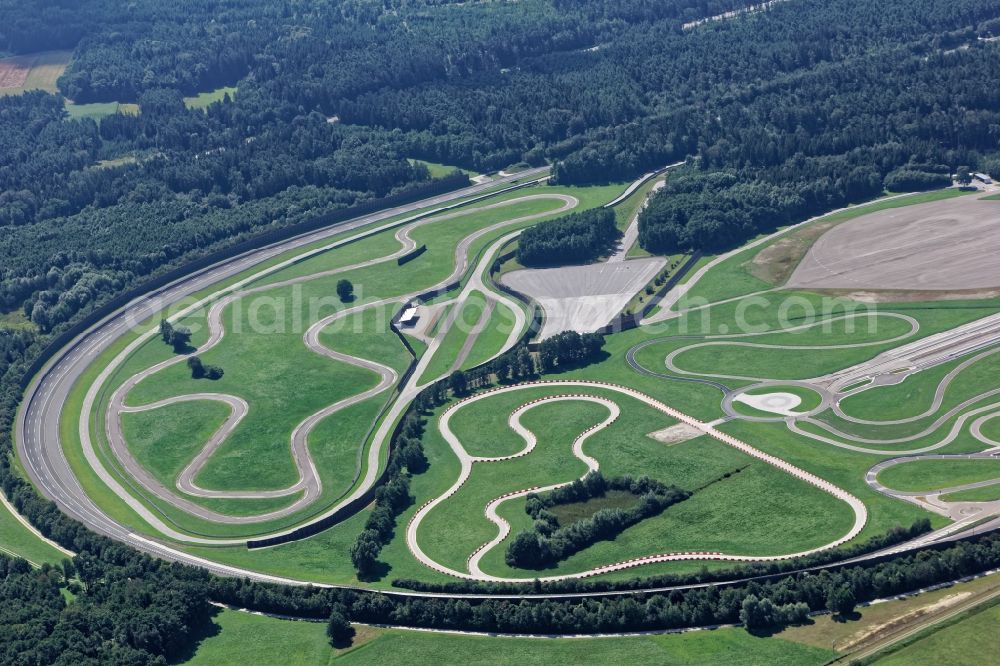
[[204, 529, 1000, 638], [506, 473, 690, 569]]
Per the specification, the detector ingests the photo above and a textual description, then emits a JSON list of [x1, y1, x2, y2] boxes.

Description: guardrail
[[397, 244, 427, 266]]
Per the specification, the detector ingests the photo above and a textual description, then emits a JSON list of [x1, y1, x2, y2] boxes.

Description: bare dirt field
[[502, 257, 664, 339], [0, 50, 71, 95], [0, 55, 33, 90], [788, 194, 1000, 291]]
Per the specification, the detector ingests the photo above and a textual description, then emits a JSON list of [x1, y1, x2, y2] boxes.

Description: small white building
[[974, 172, 993, 184], [399, 307, 419, 328]]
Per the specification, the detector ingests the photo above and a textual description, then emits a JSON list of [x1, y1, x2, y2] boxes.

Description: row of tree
[[350, 411, 427, 577], [538, 331, 607, 371], [205, 530, 1000, 637]]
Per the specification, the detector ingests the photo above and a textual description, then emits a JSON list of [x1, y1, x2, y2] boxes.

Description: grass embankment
[[877, 460, 1000, 493], [0, 500, 68, 565], [867, 601, 1000, 665], [776, 570, 1000, 662], [183, 608, 834, 666]]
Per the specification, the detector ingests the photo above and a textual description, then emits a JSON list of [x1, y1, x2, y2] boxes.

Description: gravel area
[[788, 195, 1000, 291]]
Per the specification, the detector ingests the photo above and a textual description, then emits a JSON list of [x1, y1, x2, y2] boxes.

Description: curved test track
[[406, 380, 867, 582]]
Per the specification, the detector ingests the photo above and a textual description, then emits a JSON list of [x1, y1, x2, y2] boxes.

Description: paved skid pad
[[502, 257, 665, 339], [788, 195, 1000, 291], [735, 392, 802, 416]]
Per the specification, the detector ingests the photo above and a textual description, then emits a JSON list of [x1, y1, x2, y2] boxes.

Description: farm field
[[0, 50, 71, 95]]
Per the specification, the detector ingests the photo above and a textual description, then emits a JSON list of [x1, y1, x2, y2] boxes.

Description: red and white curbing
[[406, 380, 869, 582]]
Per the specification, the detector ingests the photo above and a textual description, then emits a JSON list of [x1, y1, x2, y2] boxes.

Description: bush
[[883, 169, 951, 192], [327, 605, 355, 647], [186, 356, 223, 380], [506, 473, 690, 569]]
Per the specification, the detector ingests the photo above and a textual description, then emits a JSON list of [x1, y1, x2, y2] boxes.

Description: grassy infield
[[8, 177, 998, 659], [44, 184, 997, 582], [53, 182, 621, 548]]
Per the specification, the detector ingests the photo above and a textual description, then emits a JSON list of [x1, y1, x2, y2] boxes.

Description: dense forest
[[4, 0, 1000, 328]]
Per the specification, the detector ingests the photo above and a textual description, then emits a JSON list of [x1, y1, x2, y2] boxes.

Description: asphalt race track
[[15, 169, 555, 576], [15, 169, 1000, 599]]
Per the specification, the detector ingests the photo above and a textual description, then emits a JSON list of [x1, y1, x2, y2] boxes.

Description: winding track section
[[14, 165, 1000, 595], [406, 380, 868, 582], [91, 192, 578, 538], [15, 169, 575, 558]]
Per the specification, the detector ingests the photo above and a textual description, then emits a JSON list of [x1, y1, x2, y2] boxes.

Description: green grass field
[[58, 181, 627, 545], [877, 460, 1000, 493], [418, 290, 490, 383], [184, 86, 238, 109], [65, 101, 140, 120], [182, 608, 834, 666], [0, 499, 68, 566], [743, 385, 823, 412], [49, 166, 1000, 593], [939, 484, 1000, 502], [419, 386, 854, 578], [838, 359, 960, 421], [461, 296, 520, 370]]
